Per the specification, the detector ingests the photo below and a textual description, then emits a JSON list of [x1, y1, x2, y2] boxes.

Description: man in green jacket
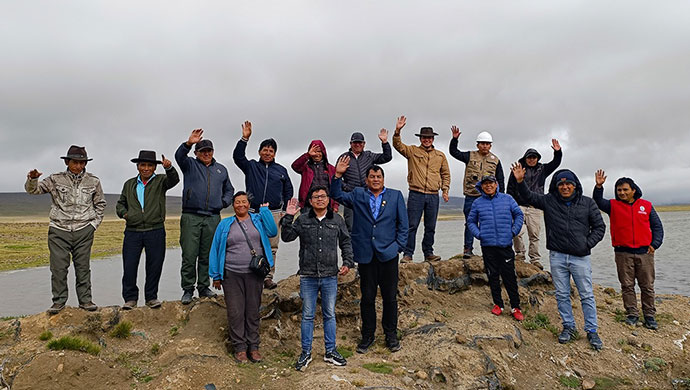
[[116, 150, 179, 309]]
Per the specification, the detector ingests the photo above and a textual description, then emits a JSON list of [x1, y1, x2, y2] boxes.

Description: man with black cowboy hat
[[25, 145, 106, 314], [176, 129, 234, 304], [116, 150, 179, 310], [392, 115, 451, 263]]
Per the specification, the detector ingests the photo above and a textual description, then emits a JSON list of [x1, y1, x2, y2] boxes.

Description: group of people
[[24, 115, 664, 368]]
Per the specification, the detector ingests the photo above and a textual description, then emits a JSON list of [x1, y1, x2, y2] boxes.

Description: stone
[[582, 378, 596, 389], [455, 334, 468, 344], [402, 376, 414, 385], [416, 370, 428, 380], [56, 363, 63, 373]]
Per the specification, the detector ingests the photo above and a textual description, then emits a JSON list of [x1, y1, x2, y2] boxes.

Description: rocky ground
[[1, 255, 689, 390]]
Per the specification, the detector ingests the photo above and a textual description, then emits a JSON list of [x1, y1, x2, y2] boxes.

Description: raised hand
[[285, 198, 299, 216], [260, 202, 269, 208], [395, 115, 407, 132], [511, 162, 526, 182], [378, 128, 388, 143], [451, 125, 461, 139], [552, 139, 561, 151], [335, 156, 350, 176], [187, 128, 203, 145], [595, 169, 607, 188], [308, 143, 320, 158], [242, 121, 252, 139], [161, 154, 172, 169], [27, 169, 42, 179]]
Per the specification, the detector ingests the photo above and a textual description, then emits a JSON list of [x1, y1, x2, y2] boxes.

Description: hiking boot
[[145, 299, 161, 309], [122, 300, 137, 310], [491, 305, 503, 316], [643, 316, 658, 330], [47, 303, 65, 315], [356, 336, 375, 354], [624, 315, 639, 326], [424, 254, 442, 262], [324, 349, 347, 366], [558, 327, 576, 344], [79, 301, 98, 311], [463, 248, 474, 259], [264, 278, 277, 290], [198, 287, 217, 298], [531, 260, 544, 270], [385, 335, 401, 352], [248, 349, 262, 363], [400, 255, 413, 264], [234, 351, 249, 363], [587, 331, 603, 350], [181, 290, 194, 305], [294, 350, 312, 371], [511, 308, 524, 321]]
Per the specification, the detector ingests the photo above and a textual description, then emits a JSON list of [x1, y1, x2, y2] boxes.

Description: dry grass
[[0, 218, 181, 271]]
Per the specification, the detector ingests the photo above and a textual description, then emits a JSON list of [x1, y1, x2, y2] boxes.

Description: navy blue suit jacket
[[331, 177, 408, 264]]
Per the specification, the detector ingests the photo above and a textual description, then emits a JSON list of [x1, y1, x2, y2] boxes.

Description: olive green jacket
[[116, 167, 179, 231]]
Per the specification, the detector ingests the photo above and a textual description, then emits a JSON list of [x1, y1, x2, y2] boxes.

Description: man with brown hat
[[393, 115, 451, 263], [116, 150, 179, 310], [25, 145, 106, 314]]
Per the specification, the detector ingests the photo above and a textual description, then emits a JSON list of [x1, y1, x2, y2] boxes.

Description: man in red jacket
[[593, 170, 664, 330]]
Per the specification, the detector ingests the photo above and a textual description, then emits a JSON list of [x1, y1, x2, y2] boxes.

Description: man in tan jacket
[[393, 116, 450, 263]]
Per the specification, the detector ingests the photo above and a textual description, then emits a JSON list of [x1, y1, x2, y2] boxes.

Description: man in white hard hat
[[449, 127, 505, 258]]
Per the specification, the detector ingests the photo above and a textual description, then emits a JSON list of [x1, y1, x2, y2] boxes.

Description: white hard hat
[[476, 131, 493, 143]]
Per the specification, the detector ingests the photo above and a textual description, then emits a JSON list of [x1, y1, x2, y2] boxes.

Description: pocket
[[55, 185, 70, 204], [80, 186, 95, 204]]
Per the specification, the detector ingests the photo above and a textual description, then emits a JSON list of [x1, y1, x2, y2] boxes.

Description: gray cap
[[195, 139, 214, 151], [350, 132, 365, 142], [480, 175, 497, 183]]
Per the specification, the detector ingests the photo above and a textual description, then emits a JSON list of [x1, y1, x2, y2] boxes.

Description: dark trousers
[[359, 255, 399, 339], [48, 225, 95, 305], [122, 228, 166, 302], [180, 213, 220, 292], [343, 205, 354, 232], [221, 271, 264, 353], [404, 190, 439, 258], [482, 246, 520, 309], [463, 195, 479, 251], [615, 252, 656, 317]]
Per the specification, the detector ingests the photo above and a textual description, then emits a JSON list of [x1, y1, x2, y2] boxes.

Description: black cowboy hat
[[131, 150, 162, 164], [414, 127, 439, 137], [60, 145, 92, 161]]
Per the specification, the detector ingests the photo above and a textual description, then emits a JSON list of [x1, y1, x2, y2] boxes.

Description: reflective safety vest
[[609, 198, 653, 248]]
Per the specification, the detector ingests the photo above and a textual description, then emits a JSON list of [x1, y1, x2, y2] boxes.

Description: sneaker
[[463, 248, 474, 259], [294, 350, 312, 371], [624, 315, 639, 326], [47, 303, 65, 315], [587, 331, 603, 350], [248, 349, 262, 363], [198, 287, 217, 298], [264, 278, 278, 290], [491, 305, 503, 316], [145, 299, 161, 309], [122, 300, 137, 310], [400, 255, 413, 264], [79, 302, 98, 311], [425, 254, 441, 262], [356, 336, 376, 354], [324, 349, 347, 366], [558, 327, 576, 344], [181, 290, 194, 305], [643, 316, 658, 330], [386, 336, 401, 352], [234, 351, 249, 363], [511, 308, 524, 321], [531, 260, 544, 270]]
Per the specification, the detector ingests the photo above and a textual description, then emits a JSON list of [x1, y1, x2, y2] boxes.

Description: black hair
[[232, 191, 249, 203], [259, 138, 278, 152], [367, 165, 385, 178]]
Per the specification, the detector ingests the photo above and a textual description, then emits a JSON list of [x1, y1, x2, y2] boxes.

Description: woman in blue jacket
[[209, 192, 277, 364], [467, 175, 524, 321]]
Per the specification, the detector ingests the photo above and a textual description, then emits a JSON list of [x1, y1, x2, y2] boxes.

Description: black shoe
[[181, 290, 194, 305], [79, 301, 98, 311], [356, 336, 376, 354], [624, 315, 639, 326], [264, 278, 278, 290], [463, 248, 474, 259], [324, 349, 347, 366], [47, 303, 65, 315], [386, 336, 401, 352], [558, 327, 576, 344], [294, 350, 312, 371], [198, 287, 217, 298], [587, 331, 603, 350], [643, 316, 658, 330]]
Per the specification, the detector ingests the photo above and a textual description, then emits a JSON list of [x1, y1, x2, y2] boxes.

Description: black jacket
[[175, 143, 234, 216], [518, 169, 605, 256], [507, 148, 562, 206], [280, 208, 354, 277], [337, 143, 393, 192]]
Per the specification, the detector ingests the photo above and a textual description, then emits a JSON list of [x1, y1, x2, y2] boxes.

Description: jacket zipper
[[262, 164, 269, 205], [205, 166, 211, 211]]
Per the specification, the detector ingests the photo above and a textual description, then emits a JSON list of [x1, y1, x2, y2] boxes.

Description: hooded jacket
[[507, 148, 562, 206], [518, 169, 606, 256], [467, 181, 524, 247], [592, 179, 663, 253], [292, 140, 338, 210], [233, 139, 293, 211], [175, 143, 234, 216]]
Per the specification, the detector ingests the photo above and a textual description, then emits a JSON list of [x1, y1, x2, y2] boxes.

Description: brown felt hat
[[131, 150, 162, 164], [60, 145, 92, 161], [414, 127, 438, 137]]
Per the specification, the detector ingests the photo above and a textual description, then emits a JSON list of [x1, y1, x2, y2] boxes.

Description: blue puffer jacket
[[467, 182, 523, 247]]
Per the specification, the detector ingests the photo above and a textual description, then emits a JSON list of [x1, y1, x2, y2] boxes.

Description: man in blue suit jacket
[[331, 156, 408, 354]]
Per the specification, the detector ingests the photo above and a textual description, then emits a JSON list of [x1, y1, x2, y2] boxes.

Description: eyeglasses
[[311, 195, 328, 200]]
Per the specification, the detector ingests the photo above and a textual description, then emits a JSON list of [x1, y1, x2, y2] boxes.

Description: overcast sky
[[2, 1, 689, 204]]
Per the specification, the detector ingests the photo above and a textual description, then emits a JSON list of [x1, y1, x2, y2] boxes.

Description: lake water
[[1, 211, 688, 317]]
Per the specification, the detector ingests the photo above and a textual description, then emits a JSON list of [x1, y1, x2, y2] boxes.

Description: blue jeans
[[300, 276, 337, 353], [550, 251, 598, 332], [463, 195, 479, 251], [404, 191, 439, 258]]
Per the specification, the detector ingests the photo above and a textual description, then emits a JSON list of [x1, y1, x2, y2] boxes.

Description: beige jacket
[[393, 134, 451, 194], [25, 170, 106, 232]]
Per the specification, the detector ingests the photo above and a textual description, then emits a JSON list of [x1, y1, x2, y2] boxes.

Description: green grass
[[656, 313, 675, 325], [558, 375, 581, 388], [150, 343, 160, 355], [110, 321, 133, 339], [0, 328, 12, 340], [47, 336, 101, 355], [613, 308, 627, 323], [38, 330, 53, 341], [594, 376, 633, 389], [522, 313, 560, 336], [362, 362, 394, 374], [644, 357, 667, 372], [337, 345, 354, 359]]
